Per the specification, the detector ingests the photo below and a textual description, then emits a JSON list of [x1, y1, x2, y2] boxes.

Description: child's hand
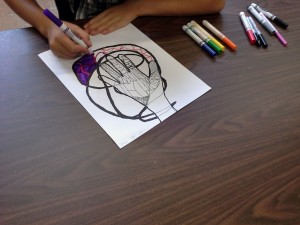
[[47, 22, 92, 58], [84, 3, 138, 35]]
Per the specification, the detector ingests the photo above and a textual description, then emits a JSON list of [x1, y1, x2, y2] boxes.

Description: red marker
[[240, 12, 256, 44]]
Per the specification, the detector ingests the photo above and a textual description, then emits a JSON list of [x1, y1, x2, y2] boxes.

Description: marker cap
[[43, 9, 62, 27], [207, 40, 223, 54], [246, 30, 257, 44], [257, 34, 268, 48], [201, 44, 217, 57], [273, 17, 289, 29], [274, 31, 288, 46], [222, 37, 237, 51], [253, 33, 261, 47], [209, 37, 225, 51]]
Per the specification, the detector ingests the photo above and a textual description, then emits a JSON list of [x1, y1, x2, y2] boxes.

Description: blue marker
[[43, 8, 93, 54], [182, 25, 217, 57]]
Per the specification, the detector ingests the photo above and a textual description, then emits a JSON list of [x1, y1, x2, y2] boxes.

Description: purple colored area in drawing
[[72, 53, 97, 85]]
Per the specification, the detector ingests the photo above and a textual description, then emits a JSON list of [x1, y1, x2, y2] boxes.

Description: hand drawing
[[100, 54, 156, 105], [72, 44, 177, 122]]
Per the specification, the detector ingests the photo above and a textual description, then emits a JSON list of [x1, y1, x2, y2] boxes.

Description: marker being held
[[43, 9, 93, 54]]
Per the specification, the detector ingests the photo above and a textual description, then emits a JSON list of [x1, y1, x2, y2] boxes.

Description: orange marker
[[202, 20, 237, 51]]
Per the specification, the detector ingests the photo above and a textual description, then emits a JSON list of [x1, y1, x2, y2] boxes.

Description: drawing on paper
[[72, 44, 177, 122], [39, 24, 211, 148]]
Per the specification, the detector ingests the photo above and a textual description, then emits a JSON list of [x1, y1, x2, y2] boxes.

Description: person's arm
[[84, 0, 226, 35], [4, 0, 92, 58], [133, 0, 226, 16]]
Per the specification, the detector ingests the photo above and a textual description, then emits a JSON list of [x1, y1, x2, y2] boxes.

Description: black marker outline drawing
[[72, 44, 177, 122]]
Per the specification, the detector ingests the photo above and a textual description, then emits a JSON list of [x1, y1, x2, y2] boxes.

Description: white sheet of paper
[[39, 23, 211, 148]]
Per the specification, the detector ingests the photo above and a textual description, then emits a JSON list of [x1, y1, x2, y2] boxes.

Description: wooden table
[[1, 0, 299, 224]]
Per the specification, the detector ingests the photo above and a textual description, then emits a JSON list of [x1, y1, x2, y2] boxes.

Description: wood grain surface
[[0, 0, 299, 224]]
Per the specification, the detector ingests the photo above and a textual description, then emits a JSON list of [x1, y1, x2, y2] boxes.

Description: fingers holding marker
[[67, 22, 92, 47], [51, 36, 91, 58], [47, 26, 87, 58], [43, 9, 93, 57]]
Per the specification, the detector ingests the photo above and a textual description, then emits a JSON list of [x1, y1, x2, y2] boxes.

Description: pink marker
[[240, 12, 256, 44], [260, 12, 288, 46]]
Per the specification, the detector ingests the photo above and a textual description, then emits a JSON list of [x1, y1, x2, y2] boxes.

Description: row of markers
[[182, 20, 237, 57], [182, 3, 289, 57], [240, 3, 288, 47]]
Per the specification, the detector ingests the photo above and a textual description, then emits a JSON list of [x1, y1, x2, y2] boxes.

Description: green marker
[[206, 39, 223, 54]]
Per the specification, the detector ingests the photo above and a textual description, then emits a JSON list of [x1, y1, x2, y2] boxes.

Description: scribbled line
[[72, 44, 177, 122]]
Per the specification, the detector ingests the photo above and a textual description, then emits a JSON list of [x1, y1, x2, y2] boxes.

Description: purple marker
[[43, 9, 93, 54]]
